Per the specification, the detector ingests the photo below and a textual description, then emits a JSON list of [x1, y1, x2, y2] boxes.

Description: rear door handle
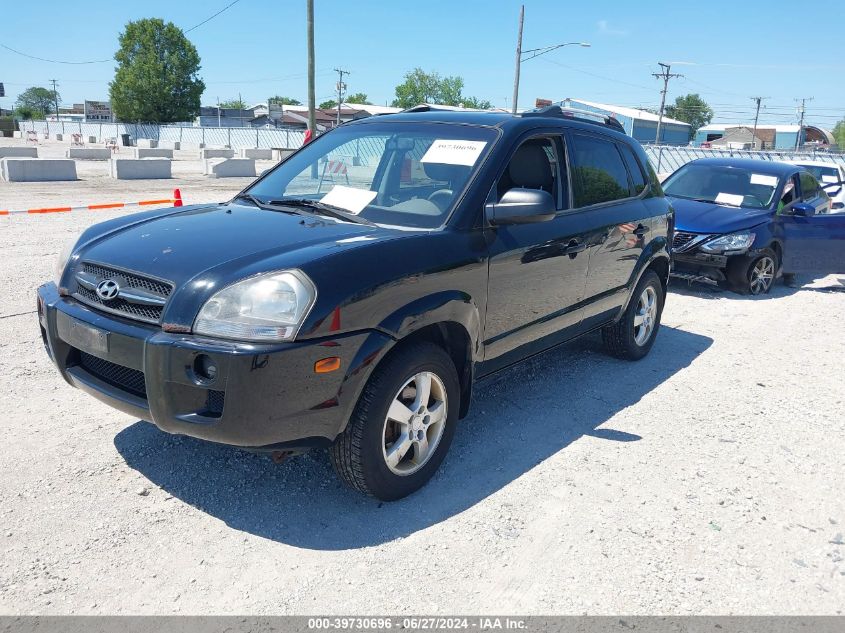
[[564, 239, 586, 258]]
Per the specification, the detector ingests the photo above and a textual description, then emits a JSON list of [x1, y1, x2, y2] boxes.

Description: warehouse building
[[558, 98, 691, 145]]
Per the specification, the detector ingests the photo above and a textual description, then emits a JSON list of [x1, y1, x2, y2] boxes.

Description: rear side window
[[570, 134, 632, 207], [619, 143, 647, 195]]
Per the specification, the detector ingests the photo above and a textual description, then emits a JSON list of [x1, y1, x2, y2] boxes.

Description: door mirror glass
[[487, 188, 556, 225], [792, 202, 814, 216]]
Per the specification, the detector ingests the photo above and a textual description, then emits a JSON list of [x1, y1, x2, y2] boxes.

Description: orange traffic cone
[[173, 188, 183, 207]]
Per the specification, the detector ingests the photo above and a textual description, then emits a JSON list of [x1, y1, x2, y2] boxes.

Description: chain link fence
[[643, 144, 845, 176], [17, 120, 306, 150]]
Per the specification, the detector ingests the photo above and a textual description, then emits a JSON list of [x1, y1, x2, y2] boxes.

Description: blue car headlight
[[699, 232, 756, 254]]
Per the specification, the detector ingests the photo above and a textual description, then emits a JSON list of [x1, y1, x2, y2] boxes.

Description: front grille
[[672, 231, 706, 253], [72, 262, 173, 324], [78, 351, 147, 399]]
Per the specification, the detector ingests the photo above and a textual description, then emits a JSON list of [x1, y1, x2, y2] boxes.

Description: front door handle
[[633, 224, 649, 237], [563, 239, 586, 259]]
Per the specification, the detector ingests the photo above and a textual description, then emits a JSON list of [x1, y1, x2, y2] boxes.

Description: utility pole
[[511, 5, 525, 114], [652, 63, 682, 144], [217, 96, 221, 127], [306, 0, 316, 141], [334, 68, 349, 126], [49, 79, 59, 117], [795, 97, 812, 151], [750, 96, 768, 150]]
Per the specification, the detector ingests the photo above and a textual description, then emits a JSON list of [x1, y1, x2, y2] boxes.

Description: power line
[[0, 43, 110, 65], [184, 0, 243, 33]]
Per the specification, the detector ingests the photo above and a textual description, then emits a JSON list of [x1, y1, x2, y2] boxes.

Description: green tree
[[345, 92, 371, 105], [14, 86, 59, 119], [319, 99, 337, 110], [269, 96, 302, 106], [833, 118, 845, 148], [391, 68, 489, 109], [664, 93, 713, 139], [109, 18, 205, 123], [219, 97, 247, 109], [460, 95, 493, 110]]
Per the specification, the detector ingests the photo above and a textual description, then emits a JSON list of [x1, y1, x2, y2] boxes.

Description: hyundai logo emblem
[[95, 279, 121, 301]]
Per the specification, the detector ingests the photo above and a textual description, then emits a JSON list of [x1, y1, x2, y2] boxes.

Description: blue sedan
[[664, 158, 845, 294]]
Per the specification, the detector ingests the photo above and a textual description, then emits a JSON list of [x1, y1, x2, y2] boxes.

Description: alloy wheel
[[381, 372, 448, 476], [633, 286, 658, 346], [749, 256, 775, 294]]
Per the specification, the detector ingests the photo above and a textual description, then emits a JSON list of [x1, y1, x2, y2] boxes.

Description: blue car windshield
[[245, 121, 498, 229], [663, 163, 781, 210]]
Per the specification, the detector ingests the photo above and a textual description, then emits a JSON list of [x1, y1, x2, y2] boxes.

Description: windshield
[[797, 164, 841, 184], [245, 121, 498, 229], [663, 163, 782, 209]]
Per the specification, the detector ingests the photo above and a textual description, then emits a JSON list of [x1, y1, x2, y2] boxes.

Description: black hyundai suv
[[39, 105, 672, 500]]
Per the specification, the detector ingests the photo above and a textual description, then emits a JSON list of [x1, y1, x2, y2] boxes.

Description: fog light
[[194, 354, 218, 382]]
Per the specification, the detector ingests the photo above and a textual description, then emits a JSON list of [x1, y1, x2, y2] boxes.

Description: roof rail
[[521, 104, 626, 134]]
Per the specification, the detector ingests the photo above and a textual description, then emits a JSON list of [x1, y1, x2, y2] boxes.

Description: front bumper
[[37, 283, 392, 450], [671, 252, 729, 283]]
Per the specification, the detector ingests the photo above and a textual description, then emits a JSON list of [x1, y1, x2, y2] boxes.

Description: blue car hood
[[669, 197, 772, 234]]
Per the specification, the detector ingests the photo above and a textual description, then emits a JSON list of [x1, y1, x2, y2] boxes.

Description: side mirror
[[486, 188, 556, 225], [792, 202, 814, 217]]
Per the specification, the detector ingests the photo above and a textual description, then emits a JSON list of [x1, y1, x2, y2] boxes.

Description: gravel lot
[[1, 139, 844, 614]]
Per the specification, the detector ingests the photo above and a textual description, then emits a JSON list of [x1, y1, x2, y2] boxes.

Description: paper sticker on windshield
[[750, 174, 778, 187], [420, 140, 487, 166], [822, 175, 838, 183], [715, 192, 744, 206], [320, 185, 377, 214]]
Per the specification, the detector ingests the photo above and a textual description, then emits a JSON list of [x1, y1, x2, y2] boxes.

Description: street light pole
[[510, 5, 590, 115], [511, 5, 524, 115]]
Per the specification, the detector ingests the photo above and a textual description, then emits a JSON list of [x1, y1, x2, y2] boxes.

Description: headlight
[[54, 236, 78, 286], [193, 270, 317, 342], [699, 232, 756, 253]]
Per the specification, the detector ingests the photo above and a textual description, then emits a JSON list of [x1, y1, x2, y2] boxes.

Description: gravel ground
[[1, 141, 844, 614]]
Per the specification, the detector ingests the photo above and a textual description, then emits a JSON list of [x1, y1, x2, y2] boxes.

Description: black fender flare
[[617, 238, 671, 321]]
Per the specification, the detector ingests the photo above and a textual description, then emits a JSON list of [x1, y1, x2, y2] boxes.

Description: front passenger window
[[497, 137, 559, 205], [800, 172, 821, 201]]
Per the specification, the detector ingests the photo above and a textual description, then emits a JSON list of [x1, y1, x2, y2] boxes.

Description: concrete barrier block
[[0, 147, 39, 158], [137, 138, 158, 148], [0, 158, 77, 182], [240, 148, 273, 160], [87, 135, 98, 144], [204, 158, 256, 178], [158, 140, 181, 150], [109, 158, 171, 180], [201, 148, 235, 159], [272, 149, 295, 162], [54, 134, 64, 141], [67, 147, 112, 160], [13, 131, 23, 138], [134, 148, 174, 159]]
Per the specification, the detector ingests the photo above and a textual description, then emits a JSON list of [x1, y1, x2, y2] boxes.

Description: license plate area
[[62, 316, 110, 356]]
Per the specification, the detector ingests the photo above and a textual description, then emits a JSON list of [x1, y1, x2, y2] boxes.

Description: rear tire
[[602, 270, 664, 361], [330, 341, 459, 501]]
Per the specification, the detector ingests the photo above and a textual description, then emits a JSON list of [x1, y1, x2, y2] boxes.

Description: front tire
[[602, 270, 664, 360], [330, 341, 459, 501], [727, 248, 776, 295]]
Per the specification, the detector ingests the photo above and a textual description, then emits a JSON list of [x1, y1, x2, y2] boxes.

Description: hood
[[77, 202, 395, 288], [668, 197, 772, 234]]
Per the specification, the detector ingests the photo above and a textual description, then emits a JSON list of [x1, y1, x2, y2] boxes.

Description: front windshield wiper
[[269, 198, 375, 226], [231, 193, 302, 215]]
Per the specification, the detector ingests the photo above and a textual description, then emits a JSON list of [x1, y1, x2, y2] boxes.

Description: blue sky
[[1, 0, 843, 128]]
